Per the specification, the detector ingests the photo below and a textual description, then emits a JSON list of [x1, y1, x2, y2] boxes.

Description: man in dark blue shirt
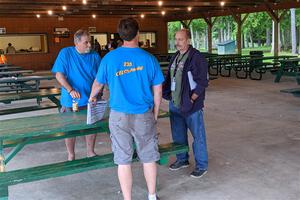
[[163, 29, 209, 178]]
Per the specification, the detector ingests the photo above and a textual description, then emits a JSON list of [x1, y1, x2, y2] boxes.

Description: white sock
[[148, 193, 157, 200]]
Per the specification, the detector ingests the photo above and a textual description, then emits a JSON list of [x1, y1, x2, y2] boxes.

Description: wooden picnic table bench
[[0, 70, 34, 78], [0, 110, 188, 200], [0, 64, 13, 67], [0, 88, 61, 115], [160, 61, 169, 75], [0, 67, 22, 72], [0, 75, 55, 92]]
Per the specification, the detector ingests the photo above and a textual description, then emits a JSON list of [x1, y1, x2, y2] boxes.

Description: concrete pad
[[1, 72, 300, 200]]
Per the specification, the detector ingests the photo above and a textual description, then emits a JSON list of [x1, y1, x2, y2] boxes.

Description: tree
[[167, 21, 181, 51], [291, 8, 297, 54], [190, 19, 207, 50], [243, 12, 271, 48]]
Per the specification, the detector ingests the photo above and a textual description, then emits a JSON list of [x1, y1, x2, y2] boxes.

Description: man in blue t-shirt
[[52, 29, 101, 161], [89, 18, 164, 200]]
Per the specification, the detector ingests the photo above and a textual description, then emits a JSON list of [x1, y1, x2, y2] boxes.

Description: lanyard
[[173, 50, 189, 78]]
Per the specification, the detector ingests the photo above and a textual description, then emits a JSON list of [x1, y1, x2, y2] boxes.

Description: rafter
[[0, 0, 298, 19]]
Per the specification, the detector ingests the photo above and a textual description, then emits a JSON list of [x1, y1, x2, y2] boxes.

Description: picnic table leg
[[36, 80, 40, 91], [274, 65, 284, 83], [296, 75, 300, 85], [48, 96, 61, 108], [36, 97, 42, 105], [0, 187, 8, 200], [292, 64, 300, 85], [5, 138, 31, 164], [0, 140, 5, 172], [158, 155, 169, 166], [0, 140, 8, 200]]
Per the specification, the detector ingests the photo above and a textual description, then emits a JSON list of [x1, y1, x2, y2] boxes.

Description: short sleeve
[[96, 57, 108, 84], [52, 48, 68, 75], [94, 53, 102, 70], [151, 56, 165, 86]]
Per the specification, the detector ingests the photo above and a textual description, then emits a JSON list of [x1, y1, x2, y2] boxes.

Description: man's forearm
[[90, 80, 103, 99], [152, 84, 162, 120], [55, 72, 73, 92]]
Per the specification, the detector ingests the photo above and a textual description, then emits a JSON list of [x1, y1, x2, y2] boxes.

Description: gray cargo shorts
[[109, 109, 160, 165]]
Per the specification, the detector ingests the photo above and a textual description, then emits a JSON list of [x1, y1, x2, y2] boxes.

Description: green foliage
[[190, 18, 206, 33], [167, 21, 181, 39], [243, 12, 271, 42], [167, 9, 300, 53]]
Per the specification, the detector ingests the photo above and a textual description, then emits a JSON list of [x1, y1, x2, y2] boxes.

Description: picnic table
[[0, 75, 55, 93], [0, 70, 34, 78], [0, 67, 22, 72], [0, 110, 188, 199], [273, 58, 300, 84], [0, 64, 13, 67], [160, 61, 169, 74], [208, 54, 249, 77], [0, 88, 61, 115], [208, 55, 298, 80]]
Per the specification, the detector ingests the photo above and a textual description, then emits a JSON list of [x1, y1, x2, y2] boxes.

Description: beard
[[175, 44, 181, 50], [84, 48, 91, 53]]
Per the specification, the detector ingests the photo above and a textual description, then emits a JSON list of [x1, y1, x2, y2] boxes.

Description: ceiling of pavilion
[[0, 0, 299, 20]]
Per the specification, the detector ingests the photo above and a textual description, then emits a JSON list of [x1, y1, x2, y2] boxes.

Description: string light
[[62, 6, 67, 11], [48, 10, 53, 15], [188, 7, 192, 11], [158, 1, 163, 6], [220, 1, 225, 6], [92, 14, 96, 18], [161, 10, 166, 16], [36, 14, 40, 18], [141, 14, 145, 18]]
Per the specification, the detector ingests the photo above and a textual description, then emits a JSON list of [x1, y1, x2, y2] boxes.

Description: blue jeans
[[169, 102, 208, 170]]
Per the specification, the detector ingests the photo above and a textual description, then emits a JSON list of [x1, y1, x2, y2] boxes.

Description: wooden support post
[[203, 17, 217, 53], [180, 19, 193, 29], [236, 18, 242, 55], [265, 4, 287, 57], [207, 23, 213, 53], [231, 12, 248, 55]]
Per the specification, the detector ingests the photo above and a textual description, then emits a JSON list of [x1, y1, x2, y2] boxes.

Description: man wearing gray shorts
[[89, 18, 164, 200], [52, 29, 101, 161]]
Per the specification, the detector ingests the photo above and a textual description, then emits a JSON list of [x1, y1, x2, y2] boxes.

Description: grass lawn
[[170, 46, 300, 58]]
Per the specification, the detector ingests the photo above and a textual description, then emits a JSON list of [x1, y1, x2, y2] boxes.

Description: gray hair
[[74, 29, 90, 44]]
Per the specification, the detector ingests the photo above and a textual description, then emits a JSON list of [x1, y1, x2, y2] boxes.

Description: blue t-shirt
[[52, 47, 101, 107], [96, 47, 164, 114]]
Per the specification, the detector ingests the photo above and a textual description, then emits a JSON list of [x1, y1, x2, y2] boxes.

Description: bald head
[[177, 29, 191, 39], [175, 29, 191, 54]]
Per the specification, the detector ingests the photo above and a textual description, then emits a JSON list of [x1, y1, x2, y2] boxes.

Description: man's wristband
[[68, 89, 73, 94]]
